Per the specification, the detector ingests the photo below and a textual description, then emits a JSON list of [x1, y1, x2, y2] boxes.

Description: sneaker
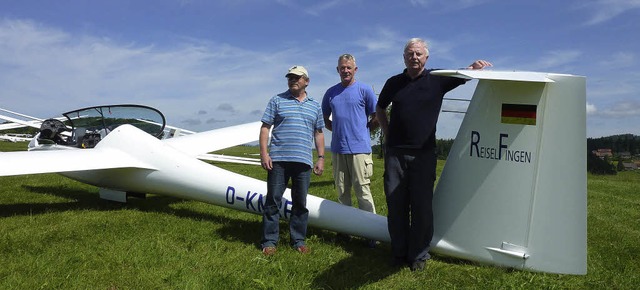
[[296, 245, 310, 254], [410, 260, 426, 271], [262, 246, 276, 256]]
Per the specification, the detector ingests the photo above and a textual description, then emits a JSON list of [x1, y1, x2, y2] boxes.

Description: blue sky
[[1, 0, 639, 139]]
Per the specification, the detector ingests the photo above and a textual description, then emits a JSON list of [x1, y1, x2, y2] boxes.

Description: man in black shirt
[[376, 38, 491, 271]]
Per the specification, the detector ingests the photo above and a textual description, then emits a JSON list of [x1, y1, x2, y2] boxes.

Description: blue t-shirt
[[322, 81, 377, 154], [261, 91, 324, 167]]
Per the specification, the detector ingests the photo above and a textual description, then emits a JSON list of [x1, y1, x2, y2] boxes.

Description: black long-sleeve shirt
[[378, 69, 465, 150]]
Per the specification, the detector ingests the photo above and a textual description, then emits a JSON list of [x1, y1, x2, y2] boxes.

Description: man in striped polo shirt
[[259, 65, 325, 256]]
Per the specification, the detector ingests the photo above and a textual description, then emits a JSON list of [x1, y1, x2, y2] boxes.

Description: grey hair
[[404, 38, 430, 56], [338, 53, 356, 66]]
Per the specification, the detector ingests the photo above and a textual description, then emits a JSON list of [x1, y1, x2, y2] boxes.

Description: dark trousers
[[261, 162, 311, 248], [383, 146, 437, 263]]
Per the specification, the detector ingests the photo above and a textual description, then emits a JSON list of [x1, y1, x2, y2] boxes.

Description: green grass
[[1, 142, 639, 289]]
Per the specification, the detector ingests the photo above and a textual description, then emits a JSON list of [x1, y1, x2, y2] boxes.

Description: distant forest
[[587, 134, 640, 175], [372, 134, 639, 175], [375, 134, 640, 159], [587, 134, 640, 155]]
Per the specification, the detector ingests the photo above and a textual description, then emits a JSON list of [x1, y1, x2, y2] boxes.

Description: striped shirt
[[261, 90, 324, 167]]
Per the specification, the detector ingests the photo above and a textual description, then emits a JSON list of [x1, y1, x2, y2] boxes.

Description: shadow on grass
[[214, 218, 402, 288], [311, 236, 402, 289], [431, 253, 516, 274], [310, 180, 335, 187], [0, 185, 126, 217], [10, 184, 401, 288], [8, 185, 232, 227]]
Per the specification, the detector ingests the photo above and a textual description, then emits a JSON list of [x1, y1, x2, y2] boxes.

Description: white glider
[[0, 70, 587, 275]]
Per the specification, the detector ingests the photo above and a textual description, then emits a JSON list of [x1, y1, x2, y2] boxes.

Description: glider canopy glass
[[63, 105, 166, 138]]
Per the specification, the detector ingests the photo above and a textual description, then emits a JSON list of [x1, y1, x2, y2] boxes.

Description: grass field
[[1, 142, 639, 289]]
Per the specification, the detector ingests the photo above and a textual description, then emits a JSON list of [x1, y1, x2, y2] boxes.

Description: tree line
[[587, 134, 640, 155], [372, 134, 639, 175], [587, 134, 640, 175]]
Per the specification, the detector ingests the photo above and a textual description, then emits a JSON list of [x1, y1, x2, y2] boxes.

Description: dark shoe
[[262, 246, 276, 256], [296, 245, 310, 254], [410, 260, 426, 271], [367, 239, 378, 248]]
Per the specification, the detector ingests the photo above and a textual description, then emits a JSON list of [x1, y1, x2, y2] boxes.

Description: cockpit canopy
[[38, 104, 166, 148]]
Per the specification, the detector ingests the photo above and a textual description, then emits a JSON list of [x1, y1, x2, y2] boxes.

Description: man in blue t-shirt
[[322, 54, 378, 248], [259, 65, 325, 256]]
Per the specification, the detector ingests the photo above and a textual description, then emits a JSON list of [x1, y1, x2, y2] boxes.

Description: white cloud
[[597, 52, 636, 68], [408, 0, 433, 6], [217, 103, 236, 114], [206, 118, 226, 124], [358, 27, 403, 53], [408, 0, 492, 11], [586, 94, 640, 137], [275, 0, 355, 16], [577, 0, 640, 25], [586, 103, 597, 114], [0, 18, 291, 131], [2, 1, 637, 141], [597, 100, 640, 117], [531, 50, 582, 71], [181, 118, 201, 126]]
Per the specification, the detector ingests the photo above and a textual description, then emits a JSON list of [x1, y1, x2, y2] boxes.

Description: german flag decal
[[501, 104, 537, 125]]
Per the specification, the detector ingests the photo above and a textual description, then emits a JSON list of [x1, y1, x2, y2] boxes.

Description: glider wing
[[0, 145, 156, 177], [163, 121, 261, 156], [431, 69, 557, 83]]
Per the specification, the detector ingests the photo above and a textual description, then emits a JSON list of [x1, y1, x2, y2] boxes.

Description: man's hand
[[260, 154, 273, 171], [467, 60, 493, 70], [313, 159, 324, 176]]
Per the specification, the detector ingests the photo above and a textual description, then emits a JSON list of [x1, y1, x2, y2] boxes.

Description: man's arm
[[313, 128, 325, 176], [323, 115, 332, 131], [367, 114, 379, 132], [375, 105, 389, 141], [259, 122, 272, 171]]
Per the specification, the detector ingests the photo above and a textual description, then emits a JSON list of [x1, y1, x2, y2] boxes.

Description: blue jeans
[[384, 147, 437, 263], [261, 162, 311, 248]]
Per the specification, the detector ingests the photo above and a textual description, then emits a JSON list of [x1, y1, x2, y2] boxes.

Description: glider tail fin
[[431, 71, 587, 275]]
